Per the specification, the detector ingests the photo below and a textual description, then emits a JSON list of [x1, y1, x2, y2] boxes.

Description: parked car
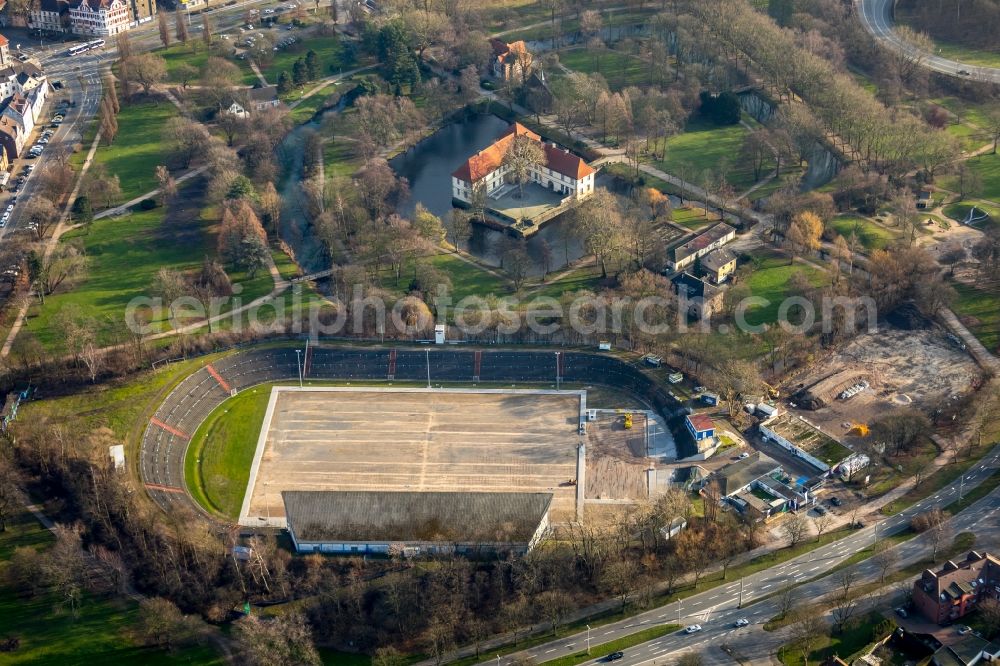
[[895, 608, 908, 618], [829, 497, 842, 507], [738, 452, 750, 459], [685, 625, 702, 634], [958, 625, 973, 635], [734, 618, 749, 628], [814, 504, 827, 516]]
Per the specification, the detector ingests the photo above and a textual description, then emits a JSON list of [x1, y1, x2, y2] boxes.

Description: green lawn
[[288, 82, 339, 123], [378, 251, 511, 302], [558, 47, 649, 91], [777, 611, 892, 666], [653, 118, 757, 191], [24, 195, 276, 351], [743, 253, 827, 327], [943, 201, 998, 231], [156, 42, 257, 86], [185, 385, 272, 518], [260, 36, 347, 85], [930, 39, 1000, 69], [963, 152, 1000, 200], [829, 215, 900, 251], [951, 281, 1000, 353], [0, 510, 223, 665], [672, 205, 716, 231], [530, 263, 603, 300], [322, 139, 362, 178], [93, 99, 180, 202]]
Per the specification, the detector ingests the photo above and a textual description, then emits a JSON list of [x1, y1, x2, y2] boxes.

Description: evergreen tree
[[304, 49, 320, 81], [292, 58, 308, 86], [277, 70, 292, 94]]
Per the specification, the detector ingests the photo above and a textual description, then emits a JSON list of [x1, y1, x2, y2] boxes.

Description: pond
[[390, 111, 587, 276]]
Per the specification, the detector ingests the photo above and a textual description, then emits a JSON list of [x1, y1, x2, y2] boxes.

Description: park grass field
[[952, 281, 1000, 353], [743, 252, 828, 327], [557, 47, 649, 91], [376, 250, 511, 302], [260, 35, 348, 85], [23, 187, 278, 351], [90, 99, 179, 203], [829, 215, 900, 250], [158, 42, 257, 86], [529, 262, 603, 299], [186, 385, 272, 517], [671, 205, 716, 231], [0, 510, 223, 665], [653, 117, 757, 191]]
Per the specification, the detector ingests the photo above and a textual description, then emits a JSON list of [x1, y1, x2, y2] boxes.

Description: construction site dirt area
[[586, 412, 650, 501], [242, 388, 584, 524], [790, 327, 981, 437]]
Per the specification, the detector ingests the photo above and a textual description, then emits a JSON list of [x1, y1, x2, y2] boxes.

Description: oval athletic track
[[140, 344, 680, 515]]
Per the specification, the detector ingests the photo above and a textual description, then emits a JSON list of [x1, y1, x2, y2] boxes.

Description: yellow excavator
[[762, 382, 780, 399], [624, 412, 633, 430]]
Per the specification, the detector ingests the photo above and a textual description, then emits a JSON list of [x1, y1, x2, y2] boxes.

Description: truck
[[668, 372, 684, 384]]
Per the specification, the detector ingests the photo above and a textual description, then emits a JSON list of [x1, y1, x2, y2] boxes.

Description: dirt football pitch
[[241, 387, 585, 524]]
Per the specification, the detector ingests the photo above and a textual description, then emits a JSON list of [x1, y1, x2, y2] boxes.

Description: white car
[[684, 625, 702, 634], [734, 618, 749, 628], [738, 452, 750, 459]]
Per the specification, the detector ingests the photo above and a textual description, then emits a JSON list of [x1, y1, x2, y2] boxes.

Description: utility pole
[[677, 599, 681, 623], [873, 520, 879, 547], [496, 656, 500, 666], [295, 349, 303, 387]]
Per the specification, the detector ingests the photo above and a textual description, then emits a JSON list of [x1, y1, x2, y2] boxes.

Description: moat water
[[390, 111, 587, 275]]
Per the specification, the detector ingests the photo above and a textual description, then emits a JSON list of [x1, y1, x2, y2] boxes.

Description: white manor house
[[451, 123, 596, 206]]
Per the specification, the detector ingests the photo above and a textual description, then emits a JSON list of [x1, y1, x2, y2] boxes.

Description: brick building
[[913, 551, 1000, 625]]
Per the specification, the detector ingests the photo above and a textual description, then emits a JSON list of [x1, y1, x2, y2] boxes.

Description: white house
[[668, 222, 737, 272], [2, 95, 34, 136], [451, 123, 596, 205], [69, 0, 132, 37]]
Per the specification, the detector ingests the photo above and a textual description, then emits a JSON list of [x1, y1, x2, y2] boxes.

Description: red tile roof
[[451, 122, 595, 183], [686, 413, 715, 433], [0, 35, 8, 47]]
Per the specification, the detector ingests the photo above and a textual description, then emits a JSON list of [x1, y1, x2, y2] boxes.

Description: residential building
[[760, 413, 855, 473], [2, 94, 34, 136], [28, 0, 72, 33], [699, 247, 737, 284], [668, 222, 737, 271], [0, 113, 25, 161], [490, 38, 531, 81], [451, 123, 596, 204], [671, 271, 723, 320], [69, 0, 132, 36], [931, 634, 1000, 666], [247, 86, 281, 112], [913, 551, 1000, 625], [282, 490, 553, 557]]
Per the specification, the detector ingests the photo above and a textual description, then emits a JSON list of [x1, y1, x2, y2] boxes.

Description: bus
[[66, 39, 105, 57]]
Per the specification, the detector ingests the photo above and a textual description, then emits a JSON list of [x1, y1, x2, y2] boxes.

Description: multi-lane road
[[857, 0, 1000, 84], [481, 445, 1000, 666]]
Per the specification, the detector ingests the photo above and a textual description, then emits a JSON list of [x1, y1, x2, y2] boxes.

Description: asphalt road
[[857, 0, 1000, 84], [487, 446, 1000, 666]]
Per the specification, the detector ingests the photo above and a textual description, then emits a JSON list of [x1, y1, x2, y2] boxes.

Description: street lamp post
[[496, 655, 500, 666], [555, 351, 561, 390], [677, 599, 681, 623], [960, 474, 965, 501], [586, 625, 591, 655], [738, 576, 744, 608], [295, 349, 303, 387]]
